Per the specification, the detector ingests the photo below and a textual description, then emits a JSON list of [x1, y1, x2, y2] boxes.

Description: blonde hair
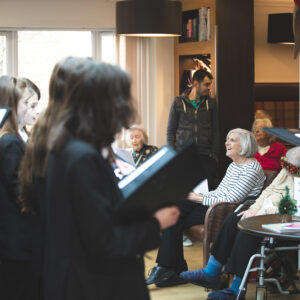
[[252, 118, 275, 144]]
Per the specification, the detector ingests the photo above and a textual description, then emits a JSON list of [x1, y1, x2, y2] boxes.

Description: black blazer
[[0, 133, 35, 260], [39, 139, 161, 300]]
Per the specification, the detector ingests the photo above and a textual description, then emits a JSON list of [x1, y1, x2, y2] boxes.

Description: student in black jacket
[[19, 58, 180, 300], [167, 69, 220, 190], [0, 76, 39, 300]]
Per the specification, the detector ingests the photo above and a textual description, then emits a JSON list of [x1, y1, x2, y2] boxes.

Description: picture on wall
[[179, 54, 211, 94]]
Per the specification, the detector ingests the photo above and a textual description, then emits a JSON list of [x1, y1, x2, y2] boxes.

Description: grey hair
[[286, 146, 300, 167], [128, 124, 148, 144], [252, 118, 275, 144], [227, 128, 258, 158]]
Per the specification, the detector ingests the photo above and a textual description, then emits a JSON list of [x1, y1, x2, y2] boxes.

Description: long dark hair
[[48, 60, 136, 153], [0, 76, 21, 136], [19, 57, 91, 212], [19, 58, 136, 212]]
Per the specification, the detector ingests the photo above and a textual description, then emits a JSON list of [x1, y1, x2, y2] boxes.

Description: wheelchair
[[213, 199, 300, 300], [236, 231, 300, 300]]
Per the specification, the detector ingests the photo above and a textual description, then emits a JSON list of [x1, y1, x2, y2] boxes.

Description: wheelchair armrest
[[234, 199, 256, 213]]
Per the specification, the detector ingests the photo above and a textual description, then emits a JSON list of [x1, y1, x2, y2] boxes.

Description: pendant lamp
[[116, 0, 182, 37]]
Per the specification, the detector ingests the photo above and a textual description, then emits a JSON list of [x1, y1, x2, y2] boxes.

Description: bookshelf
[[175, 0, 216, 96], [174, 0, 254, 179]]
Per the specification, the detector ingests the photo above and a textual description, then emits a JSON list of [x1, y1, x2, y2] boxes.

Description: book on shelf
[[207, 7, 211, 40], [198, 7, 210, 41], [199, 7, 207, 41], [187, 19, 193, 41], [262, 222, 300, 233], [193, 18, 198, 42], [179, 7, 210, 43]]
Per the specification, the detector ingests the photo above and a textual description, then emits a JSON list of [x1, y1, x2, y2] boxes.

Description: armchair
[[185, 170, 278, 267]]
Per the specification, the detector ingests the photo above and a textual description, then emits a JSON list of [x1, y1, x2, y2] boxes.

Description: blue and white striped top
[[202, 159, 265, 206]]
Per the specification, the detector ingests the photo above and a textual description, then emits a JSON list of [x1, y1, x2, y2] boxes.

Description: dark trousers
[[0, 259, 38, 300], [156, 200, 208, 271], [210, 213, 262, 278], [198, 154, 217, 191]]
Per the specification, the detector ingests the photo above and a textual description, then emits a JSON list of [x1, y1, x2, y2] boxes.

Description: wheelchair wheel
[[264, 252, 297, 293], [256, 286, 267, 300]]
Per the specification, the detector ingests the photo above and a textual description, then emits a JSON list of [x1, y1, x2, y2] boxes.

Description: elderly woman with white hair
[[180, 146, 300, 300], [128, 125, 158, 167], [252, 118, 287, 173], [146, 128, 265, 288]]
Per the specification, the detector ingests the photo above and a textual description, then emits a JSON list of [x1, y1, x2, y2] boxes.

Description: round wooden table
[[238, 214, 300, 241], [236, 214, 300, 300]]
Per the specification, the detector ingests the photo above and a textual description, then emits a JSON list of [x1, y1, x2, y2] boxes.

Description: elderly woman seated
[[253, 118, 287, 173], [146, 128, 265, 287], [180, 146, 300, 300], [128, 125, 158, 167]]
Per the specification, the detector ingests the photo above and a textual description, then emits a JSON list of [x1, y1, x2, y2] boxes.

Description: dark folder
[[262, 127, 300, 146], [116, 143, 205, 223], [0, 107, 12, 128]]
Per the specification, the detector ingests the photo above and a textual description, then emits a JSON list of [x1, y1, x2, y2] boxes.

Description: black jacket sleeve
[[166, 98, 179, 148], [70, 153, 161, 259], [211, 99, 220, 157], [0, 134, 24, 201]]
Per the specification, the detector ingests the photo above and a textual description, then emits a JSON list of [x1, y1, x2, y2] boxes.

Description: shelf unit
[[175, 0, 216, 96]]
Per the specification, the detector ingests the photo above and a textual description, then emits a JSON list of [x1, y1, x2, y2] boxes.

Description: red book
[[188, 19, 193, 41]]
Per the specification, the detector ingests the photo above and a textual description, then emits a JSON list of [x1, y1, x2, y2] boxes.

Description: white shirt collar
[[18, 128, 28, 143]]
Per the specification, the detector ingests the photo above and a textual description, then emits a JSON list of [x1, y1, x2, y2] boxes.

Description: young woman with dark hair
[[0, 76, 38, 300], [19, 58, 179, 300]]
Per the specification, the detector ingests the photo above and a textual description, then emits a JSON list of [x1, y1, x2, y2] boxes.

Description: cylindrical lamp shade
[[116, 0, 182, 36], [267, 13, 295, 44]]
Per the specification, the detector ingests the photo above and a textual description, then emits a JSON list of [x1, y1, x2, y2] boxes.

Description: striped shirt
[[202, 159, 265, 206]]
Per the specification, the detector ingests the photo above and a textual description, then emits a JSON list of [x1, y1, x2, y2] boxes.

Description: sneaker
[[183, 235, 193, 247]]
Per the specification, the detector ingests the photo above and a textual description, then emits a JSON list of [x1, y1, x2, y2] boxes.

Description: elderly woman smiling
[[129, 125, 158, 167], [187, 128, 265, 205], [180, 146, 300, 300], [146, 128, 266, 288]]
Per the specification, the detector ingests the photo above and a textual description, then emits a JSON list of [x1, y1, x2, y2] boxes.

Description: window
[[101, 32, 116, 64], [0, 34, 7, 75], [18, 31, 92, 109], [1, 30, 116, 109]]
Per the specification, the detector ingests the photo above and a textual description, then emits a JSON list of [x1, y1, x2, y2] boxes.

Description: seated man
[[146, 128, 265, 287], [180, 146, 300, 300]]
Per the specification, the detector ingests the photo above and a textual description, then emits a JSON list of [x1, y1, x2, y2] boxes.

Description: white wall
[[255, 0, 299, 82], [0, 0, 115, 29]]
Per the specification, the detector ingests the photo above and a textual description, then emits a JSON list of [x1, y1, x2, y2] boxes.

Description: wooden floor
[[144, 242, 300, 300]]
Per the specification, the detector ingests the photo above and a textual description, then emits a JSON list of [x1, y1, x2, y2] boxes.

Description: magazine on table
[[262, 222, 300, 233]]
